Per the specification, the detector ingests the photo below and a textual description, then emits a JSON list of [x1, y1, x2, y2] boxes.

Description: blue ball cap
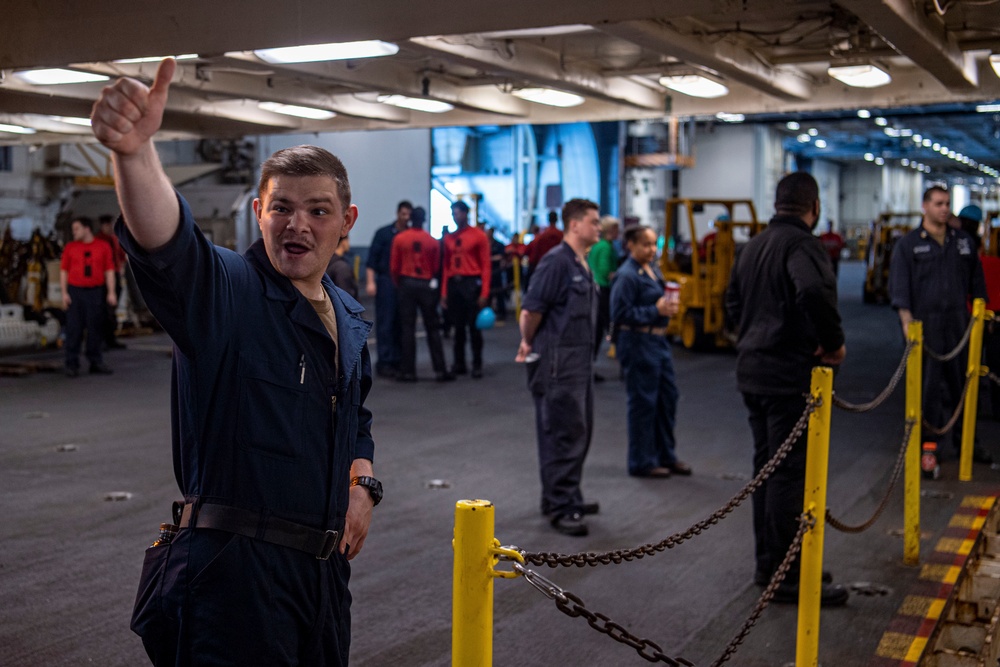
[[958, 205, 983, 222], [475, 307, 496, 330]]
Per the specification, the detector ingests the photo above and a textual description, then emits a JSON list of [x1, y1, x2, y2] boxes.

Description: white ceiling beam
[[407, 36, 665, 111], [837, 0, 978, 92], [599, 19, 812, 102]]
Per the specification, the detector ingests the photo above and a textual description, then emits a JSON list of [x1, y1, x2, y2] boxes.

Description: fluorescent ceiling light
[[254, 41, 399, 64], [797, 134, 811, 143], [0, 123, 36, 135], [828, 64, 891, 88], [977, 103, 1000, 113], [258, 102, 336, 120], [114, 54, 198, 64], [991, 54, 1000, 78], [15, 68, 109, 85], [715, 112, 744, 123], [874, 117, 888, 126], [50, 116, 92, 126], [511, 88, 584, 108], [814, 139, 828, 148], [807, 128, 818, 136], [658, 75, 728, 99], [377, 95, 453, 113], [875, 157, 885, 165], [857, 109, 871, 118], [786, 121, 800, 131]]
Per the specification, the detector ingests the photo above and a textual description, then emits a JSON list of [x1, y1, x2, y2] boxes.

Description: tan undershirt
[[307, 291, 339, 378]]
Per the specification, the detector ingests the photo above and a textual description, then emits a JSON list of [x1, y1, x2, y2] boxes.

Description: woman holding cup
[[609, 225, 692, 478]]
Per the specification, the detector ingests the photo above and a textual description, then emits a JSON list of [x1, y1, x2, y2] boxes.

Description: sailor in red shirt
[[526, 211, 563, 271], [390, 206, 453, 383], [441, 200, 491, 378], [818, 220, 846, 276], [60, 216, 117, 376]]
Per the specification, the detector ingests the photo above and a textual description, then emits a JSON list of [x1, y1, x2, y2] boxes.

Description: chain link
[[513, 563, 695, 665], [988, 370, 1000, 387], [924, 316, 975, 362], [520, 396, 819, 568], [826, 420, 914, 533], [921, 371, 975, 436], [711, 513, 814, 667], [833, 340, 915, 413]]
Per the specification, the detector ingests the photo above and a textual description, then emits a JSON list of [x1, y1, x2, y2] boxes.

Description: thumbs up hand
[[91, 57, 176, 156]]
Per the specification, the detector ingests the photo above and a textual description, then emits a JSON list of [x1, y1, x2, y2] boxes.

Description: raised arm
[[90, 58, 179, 251]]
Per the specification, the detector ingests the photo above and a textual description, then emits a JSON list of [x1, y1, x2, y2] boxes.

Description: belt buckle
[[317, 530, 340, 560]]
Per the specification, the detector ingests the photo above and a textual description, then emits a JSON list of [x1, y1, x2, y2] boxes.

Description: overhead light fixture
[[0, 123, 37, 135], [715, 112, 745, 123], [828, 64, 891, 88], [857, 109, 872, 118], [864, 153, 875, 161], [875, 157, 885, 165], [658, 75, 729, 99], [258, 102, 336, 120], [874, 117, 888, 127], [977, 103, 1000, 113], [511, 88, 585, 108], [991, 54, 1000, 78], [114, 54, 198, 64], [922, 139, 932, 147], [377, 95, 454, 113], [901, 158, 910, 166], [814, 139, 828, 148], [786, 121, 801, 131], [913, 134, 923, 143], [50, 116, 92, 126], [14, 68, 109, 85], [253, 41, 399, 64], [797, 134, 811, 143]]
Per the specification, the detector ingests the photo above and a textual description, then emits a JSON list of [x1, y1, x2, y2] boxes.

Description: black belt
[[179, 503, 341, 560], [619, 324, 670, 336]]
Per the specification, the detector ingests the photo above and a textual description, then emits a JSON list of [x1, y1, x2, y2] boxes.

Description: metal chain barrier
[[710, 513, 813, 667], [833, 340, 915, 413], [922, 371, 975, 436], [520, 396, 819, 568], [825, 420, 914, 533], [924, 316, 974, 362], [988, 370, 1000, 387], [510, 513, 813, 666]]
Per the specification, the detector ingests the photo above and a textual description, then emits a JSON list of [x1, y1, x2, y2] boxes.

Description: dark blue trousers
[[374, 273, 400, 371], [397, 277, 447, 376], [743, 392, 809, 582], [618, 331, 679, 474], [532, 378, 592, 517], [65, 285, 106, 370]]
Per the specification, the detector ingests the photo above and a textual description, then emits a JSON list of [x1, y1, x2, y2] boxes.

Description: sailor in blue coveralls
[[889, 185, 986, 460], [610, 226, 691, 478], [516, 199, 601, 537], [92, 59, 380, 666]]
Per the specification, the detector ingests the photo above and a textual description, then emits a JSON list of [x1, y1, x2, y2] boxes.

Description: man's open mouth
[[284, 242, 311, 256]]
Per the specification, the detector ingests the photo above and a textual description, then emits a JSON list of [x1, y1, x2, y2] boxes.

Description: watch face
[[354, 476, 382, 505]]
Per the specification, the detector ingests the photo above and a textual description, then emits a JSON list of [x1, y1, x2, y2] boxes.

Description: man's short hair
[[562, 198, 599, 225], [547, 210, 559, 225], [98, 214, 115, 226], [774, 172, 819, 216], [451, 200, 470, 213], [397, 200, 413, 212], [258, 145, 352, 209], [73, 216, 94, 231], [411, 206, 427, 228], [923, 185, 949, 202]]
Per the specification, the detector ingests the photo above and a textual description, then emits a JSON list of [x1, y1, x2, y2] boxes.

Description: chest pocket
[[236, 354, 310, 459], [561, 277, 594, 345]]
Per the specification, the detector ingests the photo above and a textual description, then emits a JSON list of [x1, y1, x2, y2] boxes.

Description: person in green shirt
[[588, 216, 621, 376]]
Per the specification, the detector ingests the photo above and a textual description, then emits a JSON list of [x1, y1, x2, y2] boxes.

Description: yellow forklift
[[659, 198, 765, 350], [862, 212, 919, 304]]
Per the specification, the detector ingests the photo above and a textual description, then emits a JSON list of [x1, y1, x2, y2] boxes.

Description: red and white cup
[[664, 281, 681, 304]]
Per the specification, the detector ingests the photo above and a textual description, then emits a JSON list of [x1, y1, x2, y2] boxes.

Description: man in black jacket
[[725, 172, 848, 606]]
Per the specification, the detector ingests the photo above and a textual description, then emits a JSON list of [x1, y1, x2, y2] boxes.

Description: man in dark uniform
[[91, 58, 381, 666], [516, 198, 601, 536], [889, 186, 987, 466], [726, 172, 849, 606], [366, 200, 411, 377]]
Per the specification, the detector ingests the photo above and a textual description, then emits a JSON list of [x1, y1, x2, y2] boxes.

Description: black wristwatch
[[351, 476, 383, 506]]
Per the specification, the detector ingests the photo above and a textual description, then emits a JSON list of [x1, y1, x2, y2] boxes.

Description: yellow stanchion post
[[959, 298, 987, 482], [796, 366, 833, 667], [453, 499, 496, 667], [904, 321, 923, 566]]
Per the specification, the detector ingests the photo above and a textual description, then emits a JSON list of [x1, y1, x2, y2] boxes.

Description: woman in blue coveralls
[[610, 226, 692, 478]]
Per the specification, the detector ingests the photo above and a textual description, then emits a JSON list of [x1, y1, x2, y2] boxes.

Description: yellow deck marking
[[897, 595, 945, 619]]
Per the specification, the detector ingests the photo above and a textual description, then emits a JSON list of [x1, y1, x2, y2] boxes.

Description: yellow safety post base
[[453, 499, 496, 667], [796, 366, 833, 667], [959, 299, 986, 482], [904, 321, 923, 566]]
